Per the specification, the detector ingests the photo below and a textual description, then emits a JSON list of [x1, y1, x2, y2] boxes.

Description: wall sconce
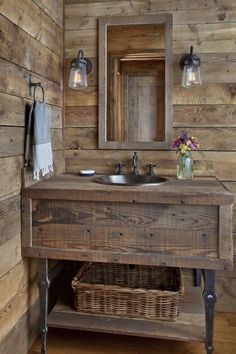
[[68, 50, 92, 89], [180, 46, 202, 88]]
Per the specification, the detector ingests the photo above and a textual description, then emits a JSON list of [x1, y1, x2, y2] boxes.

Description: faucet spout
[[132, 152, 139, 175]]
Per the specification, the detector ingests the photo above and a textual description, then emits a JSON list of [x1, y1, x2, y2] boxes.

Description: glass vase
[[177, 151, 193, 179]]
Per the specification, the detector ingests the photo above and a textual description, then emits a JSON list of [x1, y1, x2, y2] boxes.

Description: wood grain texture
[[47, 287, 205, 342], [28, 313, 236, 354], [0, 58, 63, 107], [1, 299, 39, 354], [64, 149, 236, 181], [173, 105, 236, 127], [0, 195, 21, 246], [0, 258, 38, 312], [0, 234, 22, 279], [0, 0, 63, 57], [31, 199, 218, 258], [0, 14, 62, 84], [0, 0, 64, 349], [65, 106, 98, 127], [0, 93, 63, 128], [0, 156, 23, 198], [33, 0, 63, 28]]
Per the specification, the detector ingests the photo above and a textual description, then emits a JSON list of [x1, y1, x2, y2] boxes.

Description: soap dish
[[79, 170, 96, 177]]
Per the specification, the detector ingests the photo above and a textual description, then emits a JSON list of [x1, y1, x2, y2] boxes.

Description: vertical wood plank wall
[[0, 0, 64, 352], [64, 0, 236, 312]]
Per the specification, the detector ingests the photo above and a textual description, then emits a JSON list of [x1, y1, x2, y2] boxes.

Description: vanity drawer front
[[31, 199, 219, 258]]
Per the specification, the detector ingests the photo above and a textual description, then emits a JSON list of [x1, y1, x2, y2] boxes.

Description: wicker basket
[[72, 262, 184, 321]]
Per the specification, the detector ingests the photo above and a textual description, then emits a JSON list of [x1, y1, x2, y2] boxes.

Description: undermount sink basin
[[93, 175, 169, 186]]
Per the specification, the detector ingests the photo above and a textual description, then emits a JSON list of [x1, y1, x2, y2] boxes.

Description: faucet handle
[[116, 162, 126, 175], [146, 163, 157, 176]]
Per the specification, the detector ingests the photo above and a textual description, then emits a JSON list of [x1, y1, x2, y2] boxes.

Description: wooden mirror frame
[[98, 14, 173, 150]]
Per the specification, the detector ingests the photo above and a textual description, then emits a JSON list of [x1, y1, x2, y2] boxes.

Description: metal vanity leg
[[38, 259, 50, 354], [202, 269, 217, 354]]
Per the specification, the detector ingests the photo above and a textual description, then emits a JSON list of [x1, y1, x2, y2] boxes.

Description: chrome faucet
[[131, 152, 139, 175]]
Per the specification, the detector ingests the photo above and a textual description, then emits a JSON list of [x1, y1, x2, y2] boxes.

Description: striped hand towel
[[25, 101, 53, 180]]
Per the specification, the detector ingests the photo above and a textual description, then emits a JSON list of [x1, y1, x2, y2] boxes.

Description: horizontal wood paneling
[[0, 92, 63, 128], [0, 299, 39, 354], [0, 0, 63, 57], [0, 258, 38, 312], [0, 14, 62, 84], [0, 58, 63, 107], [64, 149, 236, 182], [33, 0, 64, 28], [65, 86, 98, 106], [0, 267, 38, 343], [0, 156, 23, 198], [65, 106, 98, 127], [173, 105, 236, 127], [0, 195, 21, 246], [0, 234, 22, 279], [65, 127, 236, 151], [0, 0, 64, 348]]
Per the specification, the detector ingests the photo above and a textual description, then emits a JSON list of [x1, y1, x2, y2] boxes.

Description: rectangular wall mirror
[[99, 14, 173, 150]]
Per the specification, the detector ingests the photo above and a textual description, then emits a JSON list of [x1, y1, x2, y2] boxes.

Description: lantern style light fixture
[[180, 46, 202, 88], [68, 49, 92, 89]]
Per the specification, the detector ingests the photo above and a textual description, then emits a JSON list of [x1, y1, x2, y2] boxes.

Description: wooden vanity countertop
[[22, 173, 233, 206]]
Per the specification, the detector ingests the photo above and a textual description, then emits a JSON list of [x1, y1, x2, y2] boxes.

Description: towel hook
[[29, 74, 45, 102]]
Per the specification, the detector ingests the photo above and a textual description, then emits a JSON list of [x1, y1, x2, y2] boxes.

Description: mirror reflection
[[99, 15, 173, 149]]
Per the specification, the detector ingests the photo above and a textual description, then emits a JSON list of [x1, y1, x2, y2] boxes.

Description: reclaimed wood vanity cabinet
[[21, 174, 233, 354]]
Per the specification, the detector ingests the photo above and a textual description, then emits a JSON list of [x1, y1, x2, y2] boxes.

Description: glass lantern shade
[[68, 60, 88, 89], [182, 65, 202, 88], [68, 50, 92, 89], [180, 46, 202, 88]]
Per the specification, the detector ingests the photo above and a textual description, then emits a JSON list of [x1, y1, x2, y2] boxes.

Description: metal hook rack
[[29, 74, 45, 102]]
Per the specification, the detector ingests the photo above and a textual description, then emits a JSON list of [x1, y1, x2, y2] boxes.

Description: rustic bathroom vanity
[[21, 173, 233, 354]]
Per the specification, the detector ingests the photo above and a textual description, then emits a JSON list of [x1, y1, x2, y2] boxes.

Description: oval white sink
[[93, 175, 168, 186]]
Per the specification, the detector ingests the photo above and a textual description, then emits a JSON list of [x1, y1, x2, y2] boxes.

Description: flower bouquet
[[172, 132, 199, 179]]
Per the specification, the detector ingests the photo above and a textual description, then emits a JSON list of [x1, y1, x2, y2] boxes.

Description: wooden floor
[[29, 312, 236, 354]]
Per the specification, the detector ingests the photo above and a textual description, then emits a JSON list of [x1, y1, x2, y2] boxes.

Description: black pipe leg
[[38, 259, 50, 354], [202, 269, 217, 354]]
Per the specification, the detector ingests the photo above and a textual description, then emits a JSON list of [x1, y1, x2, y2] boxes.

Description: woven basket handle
[[71, 262, 90, 290]]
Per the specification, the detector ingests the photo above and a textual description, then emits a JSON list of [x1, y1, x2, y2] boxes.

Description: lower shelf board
[[48, 286, 205, 343]]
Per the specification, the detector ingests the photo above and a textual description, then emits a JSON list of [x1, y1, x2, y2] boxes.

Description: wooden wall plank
[[65, 7, 236, 30], [0, 127, 62, 158], [0, 299, 39, 354], [173, 105, 236, 127], [173, 128, 236, 151], [64, 149, 236, 182], [0, 269, 38, 343], [0, 14, 62, 84], [65, 1, 176, 18], [65, 127, 97, 149], [0, 259, 38, 312], [65, 106, 98, 127], [173, 84, 236, 105], [0, 156, 23, 198], [64, 149, 214, 177], [65, 86, 98, 106], [0, 234, 22, 279], [0, 92, 63, 128], [33, 0, 64, 28], [0, 58, 63, 107], [0, 0, 63, 57], [0, 195, 21, 246], [65, 126, 236, 151]]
